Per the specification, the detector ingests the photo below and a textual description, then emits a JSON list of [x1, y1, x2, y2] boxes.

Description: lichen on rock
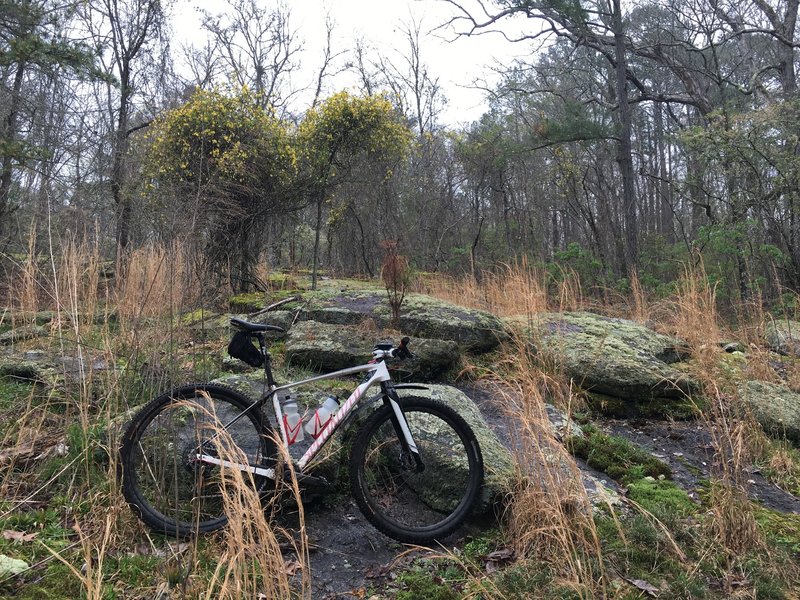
[[518, 312, 695, 407], [395, 384, 515, 513], [765, 319, 800, 356], [373, 293, 508, 353], [739, 380, 800, 445], [284, 321, 461, 381]]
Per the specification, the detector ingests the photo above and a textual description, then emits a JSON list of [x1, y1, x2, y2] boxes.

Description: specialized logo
[[283, 415, 303, 444]]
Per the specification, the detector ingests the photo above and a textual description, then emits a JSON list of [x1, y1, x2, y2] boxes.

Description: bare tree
[[200, 0, 301, 113], [81, 0, 169, 251]]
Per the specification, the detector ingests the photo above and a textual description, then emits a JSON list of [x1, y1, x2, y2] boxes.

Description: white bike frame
[[196, 358, 420, 479]]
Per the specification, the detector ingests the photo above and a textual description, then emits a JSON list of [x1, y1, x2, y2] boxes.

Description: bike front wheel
[[349, 396, 484, 544], [120, 384, 275, 537]]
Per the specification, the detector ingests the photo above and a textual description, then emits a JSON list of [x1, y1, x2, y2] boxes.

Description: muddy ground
[[281, 384, 800, 599]]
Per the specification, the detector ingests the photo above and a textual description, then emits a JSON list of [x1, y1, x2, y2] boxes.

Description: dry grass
[[426, 259, 790, 593], [490, 327, 605, 597], [420, 260, 552, 316], [666, 265, 764, 556], [43, 499, 118, 600], [1, 236, 310, 598], [116, 242, 203, 321], [5, 232, 204, 325], [627, 270, 650, 324], [200, 411, 309, 599]]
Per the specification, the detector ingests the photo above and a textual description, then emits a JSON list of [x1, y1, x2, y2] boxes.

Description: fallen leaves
[[484, 548, 516, 574], [2, 530, 37, 543], [283, 559, 303, 576], [625, 577, 659, 597]]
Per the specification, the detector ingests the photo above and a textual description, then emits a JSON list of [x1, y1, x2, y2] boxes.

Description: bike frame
[[196, 357, 421, 479]]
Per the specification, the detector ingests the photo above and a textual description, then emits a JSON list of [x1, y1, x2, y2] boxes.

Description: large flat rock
[[394, 384, 515, 513], [740, 380, 800, 445], [518, 312, 695, 405], [285, 321, 461, 382], [277, 290, 508, 353]]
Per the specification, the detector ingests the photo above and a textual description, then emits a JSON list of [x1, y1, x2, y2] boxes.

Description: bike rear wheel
[[120, 384, 275, 537], [349, 396, 483, 544]]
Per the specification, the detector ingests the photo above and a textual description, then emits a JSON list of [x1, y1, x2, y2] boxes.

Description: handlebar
[[394, 336, 412, 359], [372, 337, 414, 361]]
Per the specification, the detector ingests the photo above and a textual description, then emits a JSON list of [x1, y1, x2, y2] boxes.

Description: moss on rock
[[394, 384, 515, 513], [229, 292, 267, 313], [765, 319, 800, 356], [284, 321, 461, 382], [524, 312, 695, 404], [0, 325, 48, 345], [740, 380, 800, 445], [305, 306, 372, 326], [290, 290, 507, 353], [374, 293, 508, 353], [0, 357, 65, 390]]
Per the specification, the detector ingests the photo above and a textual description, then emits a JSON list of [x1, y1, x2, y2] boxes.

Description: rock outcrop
[[285, 321, 461, 382], [740, 380, 800, 445], [228, 289, 508, 354], [515, 312, 695, 416], [765, 319, 800, 356]]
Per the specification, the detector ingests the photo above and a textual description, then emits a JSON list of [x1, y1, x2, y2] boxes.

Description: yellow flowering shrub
[[144, 87, 297, 201]]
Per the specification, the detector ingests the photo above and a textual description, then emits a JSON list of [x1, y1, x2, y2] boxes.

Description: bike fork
[[382, 383, 424, 472]]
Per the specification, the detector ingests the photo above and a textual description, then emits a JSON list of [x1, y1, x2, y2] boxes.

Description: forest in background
[[3, 0, 800, 306], [6, 3, 800, 597]]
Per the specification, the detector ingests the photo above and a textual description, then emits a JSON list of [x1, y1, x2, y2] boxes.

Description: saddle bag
[[227, 331, 263, 367]]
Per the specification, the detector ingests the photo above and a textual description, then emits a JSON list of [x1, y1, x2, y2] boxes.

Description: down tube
[[296, 368, 386, 471]]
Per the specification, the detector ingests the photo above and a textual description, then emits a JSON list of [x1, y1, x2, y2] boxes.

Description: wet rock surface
[[604, 418, 800, 514]]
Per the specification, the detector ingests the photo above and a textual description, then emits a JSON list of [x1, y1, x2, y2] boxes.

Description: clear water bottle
[[281, 395, 304, 444], [304, 395, 339, 439]]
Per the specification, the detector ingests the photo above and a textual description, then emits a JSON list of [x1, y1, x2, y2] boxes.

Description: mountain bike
[[119, 317, 484, 544]]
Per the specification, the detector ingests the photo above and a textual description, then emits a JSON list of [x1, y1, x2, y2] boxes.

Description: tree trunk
[[311, 193, 324, 290], [612, 0, 637, 272], [0, 59, 27, 236], [113, 65, 132, 251], [654, 102, 674, 242]]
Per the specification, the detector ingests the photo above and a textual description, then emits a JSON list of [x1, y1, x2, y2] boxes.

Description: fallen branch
[[250, 296, 301, 317]]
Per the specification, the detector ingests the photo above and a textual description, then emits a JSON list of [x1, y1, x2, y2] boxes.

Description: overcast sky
[[172, 0, 531, 126]]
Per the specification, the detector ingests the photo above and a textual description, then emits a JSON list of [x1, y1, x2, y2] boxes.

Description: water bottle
[[281, 395, 304, 444], [304, 395, 339, 439]]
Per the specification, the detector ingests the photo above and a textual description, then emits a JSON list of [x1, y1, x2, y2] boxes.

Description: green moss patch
[[626, 478, 698, 518], [566, 424, 672, 484], [229, 292, 267, 313], [755, 507, 800, 552]]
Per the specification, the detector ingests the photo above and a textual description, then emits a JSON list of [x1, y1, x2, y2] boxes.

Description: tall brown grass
[[115, 242, 203, 321], [420, 259, 581, 317], [426, 258, 783, 593], [668, 264, 764, 557], [2, 235, 309, 598], [198, 402, 309, 599], [497, 354, 605, 598]]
